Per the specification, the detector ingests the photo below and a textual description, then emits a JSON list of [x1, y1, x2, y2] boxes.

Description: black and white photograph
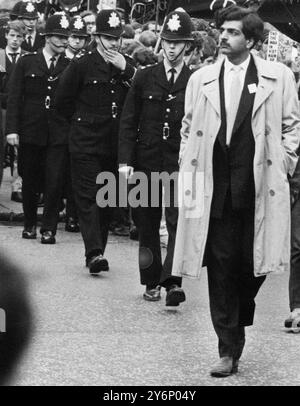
[[1, 0, 300, 390]]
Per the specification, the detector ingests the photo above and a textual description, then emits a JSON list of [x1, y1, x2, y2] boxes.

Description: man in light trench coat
[[172, 5, 300, 377]]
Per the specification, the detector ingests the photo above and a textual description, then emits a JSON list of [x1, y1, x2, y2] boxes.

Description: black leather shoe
[[41, 231, 56, 244], [166, 285, 186, 307], [65, 217, 80, 233], [11, 191, 23, 203], [22, 226, 37, 239], [87, 255, 109, 275], [210, 357, 239, 378]]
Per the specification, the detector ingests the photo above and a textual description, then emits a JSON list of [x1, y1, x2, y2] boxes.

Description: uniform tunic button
[[267, 159, 272, 166], [166, 108, 170, 113], [111, 90, 115, 93], [197, 130, 203, 137], [191, 159, 198, 166], [48, 86, 51, 90], [93, 80, 97, 84], [31, 74, 35, 77], [49, 76, 52, 80], [77, 117, 81, 121], [269, 189, 275, 196], [149, 95, 152, 99]]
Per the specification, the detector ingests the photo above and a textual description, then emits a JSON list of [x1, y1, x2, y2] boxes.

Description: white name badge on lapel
[[248, 83, 257, 94]]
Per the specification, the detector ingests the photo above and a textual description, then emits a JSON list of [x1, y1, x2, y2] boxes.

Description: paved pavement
[[1, 168, 300, 386]]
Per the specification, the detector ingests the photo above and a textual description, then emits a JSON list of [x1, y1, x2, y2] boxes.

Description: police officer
[[65, 15, 88, 59], [55, 9, 135, 274], [118, 10, 194, 306], [18, 2, 45, 52], [63, 15, 89, 233], [5, 14, 71, 244]]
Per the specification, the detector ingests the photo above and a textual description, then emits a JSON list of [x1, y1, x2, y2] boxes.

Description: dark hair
[[132, 47, 158, 67], [216, 5, 264, 45], [139, 30, 157, 48], [123, 24, 135, 39]]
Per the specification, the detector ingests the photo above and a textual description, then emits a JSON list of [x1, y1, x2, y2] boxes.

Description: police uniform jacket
[[5, 50, 70, 146], [119, 61, 191, 173], [54, 49, 135, 158]]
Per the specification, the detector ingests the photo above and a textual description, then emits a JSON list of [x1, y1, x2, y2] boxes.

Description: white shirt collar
[[163, 58, 184, 77], [5, 46, 21, 56], [42, 48, 57, 66], [224, 54, 251, 74]]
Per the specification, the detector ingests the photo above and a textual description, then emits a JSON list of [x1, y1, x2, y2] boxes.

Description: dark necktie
[[168, 68, 176, 88], [27, 35, 32, 49], [49, 56, 56, 74], [9, 53, 18, 64]]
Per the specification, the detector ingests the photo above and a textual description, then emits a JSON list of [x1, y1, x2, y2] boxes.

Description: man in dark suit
[[19, 2, 45, 53], [118, 10, 194, 306], [5, 14, 71, 244], [173, 5, 300, 377], [54, 9, 135, 275]]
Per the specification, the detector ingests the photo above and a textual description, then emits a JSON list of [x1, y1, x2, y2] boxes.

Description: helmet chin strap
[[99, 35, 122, 53], [162, 41, 187, 65]]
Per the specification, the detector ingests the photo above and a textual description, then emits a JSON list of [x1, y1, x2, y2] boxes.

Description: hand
[[104, 50, 126, 71], [6, 133, 19, 146], [118, 165, 134, 179], [291, 189, 299, 208]]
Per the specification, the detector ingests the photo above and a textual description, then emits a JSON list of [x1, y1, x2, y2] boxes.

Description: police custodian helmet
[[18, 1, 38, 19], [160, 10, 194, 42], [42, 14, 70, 37], [94, 9, 124, 38], [69, 16, 88, 38]]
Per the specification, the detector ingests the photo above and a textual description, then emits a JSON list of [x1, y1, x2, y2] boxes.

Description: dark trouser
[[205, 201, 266, 359], [132, 177, 181, 288], [64, 153, 78, 221], [18, 143, 68, 233], [71, 153, 114, 259], [289, 196, 300, 311]]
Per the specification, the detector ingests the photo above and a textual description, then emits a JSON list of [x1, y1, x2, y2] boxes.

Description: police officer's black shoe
[[165, 285, 186, 307], [87, 255, 109, 275], [22, 226, 37, 239], [65, 217, 80, 233], [41, 231, 56, 244]]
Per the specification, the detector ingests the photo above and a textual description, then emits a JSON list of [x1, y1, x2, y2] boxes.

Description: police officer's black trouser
[[289, 195, 300, 311], [18, 143, 68, 233], [70, 153, 115, 259], [131, 175, 181, 288]]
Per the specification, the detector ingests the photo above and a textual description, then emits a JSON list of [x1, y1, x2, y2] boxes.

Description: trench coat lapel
[[252, 55, 276, 120], [201, 60, 223, 118]]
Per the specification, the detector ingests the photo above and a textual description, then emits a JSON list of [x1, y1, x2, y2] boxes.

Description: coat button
[[197, 130, 203, 137], [269, 189, 275, 196], [267, 159, 272, 166], [265, 126, 271, 136], [191, 159, 198, 166], [185, 189, 191, 196]]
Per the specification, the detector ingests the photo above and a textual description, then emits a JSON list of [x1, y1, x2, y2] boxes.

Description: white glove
[[6, 133, 19, 146], [118, 165, 134, 179]]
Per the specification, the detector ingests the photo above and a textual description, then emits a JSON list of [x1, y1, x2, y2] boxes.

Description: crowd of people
[[1, 1, 300, 379]]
